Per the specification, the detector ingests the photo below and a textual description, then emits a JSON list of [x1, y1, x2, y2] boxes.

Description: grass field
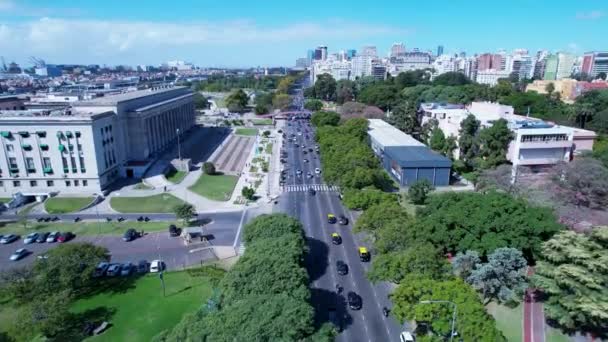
[[189, 174, 238, 201], [0, 220, 177, 236], [133, 182, 153, 190], [0, 198, 10, 204], [265, 142, 273, 154], [251, 118, 273, 126], [487, 302, 522, 342], [234, 128, 257, 136], [165, 169, 187, 184], [71, 271, 214, 342], [45, 197, 94, 214], [546, 327, 571, 342], [110, 194, 187, 213]]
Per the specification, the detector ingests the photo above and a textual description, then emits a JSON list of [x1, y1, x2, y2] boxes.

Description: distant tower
[[437, 45, 444, 56], [390, 42, 406, 57]]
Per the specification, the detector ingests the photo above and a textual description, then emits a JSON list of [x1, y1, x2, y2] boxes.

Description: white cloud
[[575, 10, 605, 20], [0, 17, 411, 65]]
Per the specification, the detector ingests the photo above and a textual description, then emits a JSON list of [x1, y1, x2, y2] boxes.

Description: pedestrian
[[163, 186, 167, 192]]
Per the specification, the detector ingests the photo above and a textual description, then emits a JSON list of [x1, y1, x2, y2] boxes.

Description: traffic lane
[[0, 210, 244, 222], [329, 194, 404, 340]]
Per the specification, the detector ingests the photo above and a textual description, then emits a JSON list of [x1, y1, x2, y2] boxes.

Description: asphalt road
[[275, 109, 404, 341], [0, 211, 244, 272]]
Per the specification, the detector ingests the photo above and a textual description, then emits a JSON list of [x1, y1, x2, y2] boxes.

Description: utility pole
[[419, 300, 458, 342]]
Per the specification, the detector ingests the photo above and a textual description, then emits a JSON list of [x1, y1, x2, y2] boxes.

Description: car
[[336, 260, 348, 275], [308, 148, 313, 152], [93, 262, 110, 277], [46, 231, 59, 243], [331, 233, 342, 245], [347, 291, 362, 310], [106, 264, 121, 276], [23, 232, 39, 244], [137, 260, 149, 273], [338, 215, 349, 225], [123, 228, 139, 242], [303, 150, 307, 154], [120, 262, 133, 276], [399, 332, 415, 342], [9, 248, 28, 261], [169, 225, 180, 237], [303, 158, 309, 163], [57, 232, 75, 243], [0, 234, 19, 244], [36, 232, 50, 243], [327, 214, 337, 224], [359, 247, 371, 262], [308, 188, 316, 196], [315, 168, 321, 174], [150, 260, 165, 273]]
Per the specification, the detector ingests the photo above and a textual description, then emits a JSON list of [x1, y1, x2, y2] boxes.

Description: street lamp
[[419, 300, 458, 342], [176, 128, 181, 161]]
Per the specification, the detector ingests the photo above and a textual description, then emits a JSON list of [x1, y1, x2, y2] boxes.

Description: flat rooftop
[[368, 119, 425, 147], [76, 86, 186, 106], [385, 146, 452, 168], [0, 107, 111, 119]]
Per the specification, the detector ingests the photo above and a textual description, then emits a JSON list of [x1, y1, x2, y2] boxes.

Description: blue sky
[[0, 0, 605, 67]]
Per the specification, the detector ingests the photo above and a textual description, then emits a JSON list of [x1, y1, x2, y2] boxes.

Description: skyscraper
[[361, 46, 378, 57], [556, 52, 575, 80], [543, 54, 559, 80], [390, 42, 406, 57], [307, 50, 314, 65], [582, 51, 608, 78], [437, 45, 444, 56], [346, 49, 357, 60], [477, 53, 503, 71]]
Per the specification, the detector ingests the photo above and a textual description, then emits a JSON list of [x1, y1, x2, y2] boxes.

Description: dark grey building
[[368, 119, 451, 186]]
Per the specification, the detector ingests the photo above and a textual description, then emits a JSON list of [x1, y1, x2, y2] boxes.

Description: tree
[[313, 74, 337, 101], [357, 84, 398, 111], [304, 99, 323, 111], [335, 79, 357, 104], [451, 250, 481, 279], [368, 244, 450, 283], [389, 102, 418, 134], [458, 114, 480, 170], [241, 186, 255, 200], [242, 214, 303, 244], [272, 93, 291, 111], [466, 247, 528, 304], [429, 128, 446, 152], [173, 203, 196, 225], [408, 179, 434, 205], [433, 72, 471, 86], [225, 89, 249, 112], [532, 227, 608, 333], [412, 191, 562, 259], [394, 70, 431, 88], [342, 188, 398, 210], [276, 76, 295, 94], [203, 161, 216, 175], [545, 82, 555, 95], [311, 111, 340, 127], [475, 119, 513, 169], [354, 202, 410, 237], [20, 290, 74, 338], [391, 276, 506, 341], [552, 158, 608, 209], [340, 101, 384, 119], [587, 108, 608, 134], [193, 92, 210, 110], [442, 135, 457, 159]]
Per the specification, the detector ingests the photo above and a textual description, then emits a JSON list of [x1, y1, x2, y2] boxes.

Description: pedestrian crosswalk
[[283, 184, 340, 192]]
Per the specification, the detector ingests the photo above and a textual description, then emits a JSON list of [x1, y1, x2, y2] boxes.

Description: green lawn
[[546, 327, 571, 342], [45, 197, 94, 214], [110, 194, 187, 213], [189, 173, 238, 201], [165, 169, 187, 184], [265, 142, 273, 154], [487, 302, 522, 342], [235, 128, 257, 136], [0, 197, 10, 204], [71, 271, 213, 342], [0, 220, 177, 236], [251, 118, 273, 125], [134, 182, 153, 190]]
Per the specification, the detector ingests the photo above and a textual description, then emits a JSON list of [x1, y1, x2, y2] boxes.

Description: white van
[[399, 331, 415, 342]]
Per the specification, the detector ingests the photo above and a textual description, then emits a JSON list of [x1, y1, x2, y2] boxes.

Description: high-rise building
[[543, 54, 559, 80], [477, 53, 503, 71], [295, 58, 309, 68], [437, 45, 444, 56], [314, 47, 323, 61], [361, 46, 378, 57], [352, 55, 374, 78], [307, 50, 314, 65], [556, 53, 575, 80], [320, 46, 328, 61], [346, 49, 357, 60], [390, 43, 406, 57], [582, 51, 608, 78]]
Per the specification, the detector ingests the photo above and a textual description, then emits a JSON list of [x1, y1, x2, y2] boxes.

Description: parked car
[[120, 263, 133, 276], [347, 291, 362, 310], [168, 225, 180, 237], [10, 248, 29, 261], [0, 234, 19, 244], [137, 260, 149, 273], [123, 228, 139, 242], [46, 231, 60, 243], [57, 232, 75, 243], [23, 232, 39, 244], [399, 332, 415, 342], [36, 232, 50, 243], [93, 262, 110, 277], [106, 264, 121, 276], [336, 260, 348, 275], [150, 260, 165, 273]]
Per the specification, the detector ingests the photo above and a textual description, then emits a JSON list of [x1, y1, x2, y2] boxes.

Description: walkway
[[524, 267, 545, 342], [210, 135, 254, 175]]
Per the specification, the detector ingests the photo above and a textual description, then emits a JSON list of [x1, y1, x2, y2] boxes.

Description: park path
[[524, 267, 545, 342]]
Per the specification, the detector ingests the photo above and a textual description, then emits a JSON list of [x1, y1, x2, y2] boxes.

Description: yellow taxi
[[327, 214, 337, 224], [358, 247, 370, 262], [331, 233, 342, 245]]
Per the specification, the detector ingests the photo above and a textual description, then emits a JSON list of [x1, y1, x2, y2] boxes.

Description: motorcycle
[[382, 307, 390, 317]]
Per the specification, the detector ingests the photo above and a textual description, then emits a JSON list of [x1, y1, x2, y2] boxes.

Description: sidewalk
[[524, 267, 545, 342]]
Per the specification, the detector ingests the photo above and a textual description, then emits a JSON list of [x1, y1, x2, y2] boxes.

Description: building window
[[30, 180, 37, 187], [79, 156, 86, 171], [6, 144, 13, 152], [74, 180, 79, 186], [13, 181, 20, 187], [8, 157, 18, 169], [47, 180, 54, 186], [0, 181, 3, 186], [77, 144, 82, 150], [43, 157, 52, 168], [83, 180, 88, 186], [25, 157, 35, 171], [62, 157, 69, 172], [65, 180, 71, 187]]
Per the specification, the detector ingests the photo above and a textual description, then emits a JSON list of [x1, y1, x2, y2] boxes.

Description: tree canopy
[[304, 99, 323, 111], [310, 111, 340, 127], [225, 89, 249, 112]]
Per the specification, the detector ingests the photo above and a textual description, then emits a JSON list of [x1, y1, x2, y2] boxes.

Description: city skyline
[[0, 0, 606, 67]]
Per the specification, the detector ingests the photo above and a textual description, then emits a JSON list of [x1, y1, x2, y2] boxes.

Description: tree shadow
[[305, 237, 329, 283], [78, 274, 143, 299], [310, 287, 353, 334], [52, 306, 116, 342]]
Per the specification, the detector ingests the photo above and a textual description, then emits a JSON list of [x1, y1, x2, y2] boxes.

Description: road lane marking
[[232, 208, 247, 248]]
